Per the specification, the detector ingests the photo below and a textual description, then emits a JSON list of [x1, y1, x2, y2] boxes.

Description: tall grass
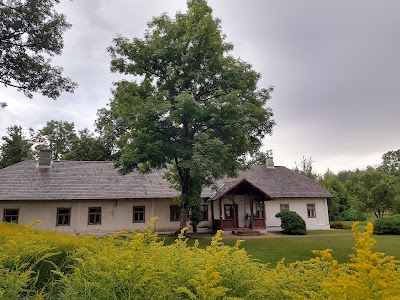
[[1, 219, 399, 299]]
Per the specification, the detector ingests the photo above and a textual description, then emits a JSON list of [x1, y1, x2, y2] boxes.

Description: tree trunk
[[179, 168, 190, 231], [180, 205, 188, 230]]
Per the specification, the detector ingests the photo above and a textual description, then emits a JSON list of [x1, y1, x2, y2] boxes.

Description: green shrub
[[374, 215, 400, 235], [275, 211, 306, 235], [329, 221, 352, 229]]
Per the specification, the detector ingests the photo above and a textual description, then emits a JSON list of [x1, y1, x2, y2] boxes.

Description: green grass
[[161, 233, 400, 267]]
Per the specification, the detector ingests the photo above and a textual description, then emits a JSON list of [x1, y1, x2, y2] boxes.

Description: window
[[255, 203, 264, 218], [57, 208, 71, 226], [3, 209, 19, 223], [224, 205, 235, 220], [88, 207, 101, 225], [133, 206, 145, 223], [170, 205, 180, 222], [280, 204, 289, 212], [307, 204, 316, 218], [201, 205, 208, 221]]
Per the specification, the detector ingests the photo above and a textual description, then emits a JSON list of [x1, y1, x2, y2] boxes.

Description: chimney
[[266, 156, 275, 169], [38, 149, 52, 168]]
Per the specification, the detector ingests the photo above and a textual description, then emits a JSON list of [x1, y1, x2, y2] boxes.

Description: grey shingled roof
[[0, 161, 331, 201], [212, 165, 332, 199]]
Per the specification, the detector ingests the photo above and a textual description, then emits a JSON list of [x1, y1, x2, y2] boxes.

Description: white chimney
[[266, 156, 275, 169], [38, 149, 52, 168]]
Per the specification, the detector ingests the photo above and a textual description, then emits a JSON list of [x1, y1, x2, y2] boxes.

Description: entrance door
[[224, 204, 239, 228]]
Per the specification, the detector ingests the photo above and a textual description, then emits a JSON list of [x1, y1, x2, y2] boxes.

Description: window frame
[[3, 209, 19, 223], [133, 206, 145, 223], [56, 207, 71, 226], [307, 204, 316, 218], [170, 205, 180, 222], [280, 204, 289, 212], [88, 207, 102, 225], [201, 205, 208, 221]]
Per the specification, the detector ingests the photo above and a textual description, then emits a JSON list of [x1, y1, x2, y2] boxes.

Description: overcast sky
[[1, 0, 399, 174]]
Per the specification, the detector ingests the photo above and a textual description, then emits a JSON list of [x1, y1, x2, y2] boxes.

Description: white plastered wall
[[0, 199, 212, 234], [211, 196, 329, 230], [265, 198, 330, 231]]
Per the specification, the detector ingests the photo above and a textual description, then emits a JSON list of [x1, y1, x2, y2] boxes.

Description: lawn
[[161, 231, 400, 266]]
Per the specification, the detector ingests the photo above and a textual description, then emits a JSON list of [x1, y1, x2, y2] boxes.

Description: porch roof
[[208, 178, 272, 201]]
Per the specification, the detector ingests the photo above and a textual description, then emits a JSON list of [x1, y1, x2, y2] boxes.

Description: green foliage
[[319, 170, 354, 221], [329, 221, 352, 229], [2, 220, 400, 299], [0, 0, 77, 101], [246, 150, 273, 166], [275, 210, 307, 235], [293, 156, 319, 180], [105, 0, 275, 229], [339, 207, 367, 221], [30, 120, 77, 160], [0, 222, 92, 298], [95, 98, 128, 158], [63, 129, 112, 161], [380, 149, 400, 176], [374, 215, 400, 235], [0, 125, 33, 169], [345, 167, 400, 218]]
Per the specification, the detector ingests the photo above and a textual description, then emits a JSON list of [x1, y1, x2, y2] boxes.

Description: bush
[[329, 221, 352, 229], [275, 210, 306, 235], [374, 215, 400, 235]]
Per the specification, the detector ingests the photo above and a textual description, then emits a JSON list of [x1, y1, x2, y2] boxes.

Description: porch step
[[235, 230, 262, 236]]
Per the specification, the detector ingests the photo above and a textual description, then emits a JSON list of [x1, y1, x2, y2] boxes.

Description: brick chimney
[[266, 156, 275, 169], [37, 149, 52, 168]]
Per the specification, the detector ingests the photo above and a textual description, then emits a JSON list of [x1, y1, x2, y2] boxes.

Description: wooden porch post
[[232, 196, 236, 230], [219, 198, 222, 230], [263, 200, 266, 228], [250, 197, 253, 230], [211, 200, 214, 220]]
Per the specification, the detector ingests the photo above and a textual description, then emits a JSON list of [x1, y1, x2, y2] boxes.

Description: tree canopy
[[105, 0, 275, 230], [0, 0, 77, 107], [344, 167, 400, 218], [293, 156, 319, 180], [30, 120, 77, 160], [380, 149, 400, 176], [63, 129, 112, 161], [0, 125, 33, 168]]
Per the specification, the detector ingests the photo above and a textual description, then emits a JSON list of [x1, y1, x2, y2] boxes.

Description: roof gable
[[209, 178, 272, 201]]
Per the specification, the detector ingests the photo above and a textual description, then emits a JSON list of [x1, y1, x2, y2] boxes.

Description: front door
[[224, 204, 239, 228]]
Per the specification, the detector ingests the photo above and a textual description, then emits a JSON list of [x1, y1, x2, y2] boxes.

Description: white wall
[[0, 199, 212, 234], [265, 198, 330, 230], [211, 197, 330, 230]]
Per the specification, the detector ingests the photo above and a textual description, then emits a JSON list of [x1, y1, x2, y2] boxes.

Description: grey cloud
[[1, 0, 399, 174]]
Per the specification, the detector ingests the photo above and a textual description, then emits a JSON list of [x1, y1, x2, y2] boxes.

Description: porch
[[209, 178, 272, 231]]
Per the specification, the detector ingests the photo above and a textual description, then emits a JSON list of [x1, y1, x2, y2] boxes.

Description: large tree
[[380, 149, 400, 176], [0, 125, 33, 168], [106, 0, 275, 230], [293, 156, 319, 180], [0, 0, 77, 107], [30, 120, 77, 160], [63, 128, 112, 161], [345, 167, 400, 218], [319, 170, 359, 221]]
